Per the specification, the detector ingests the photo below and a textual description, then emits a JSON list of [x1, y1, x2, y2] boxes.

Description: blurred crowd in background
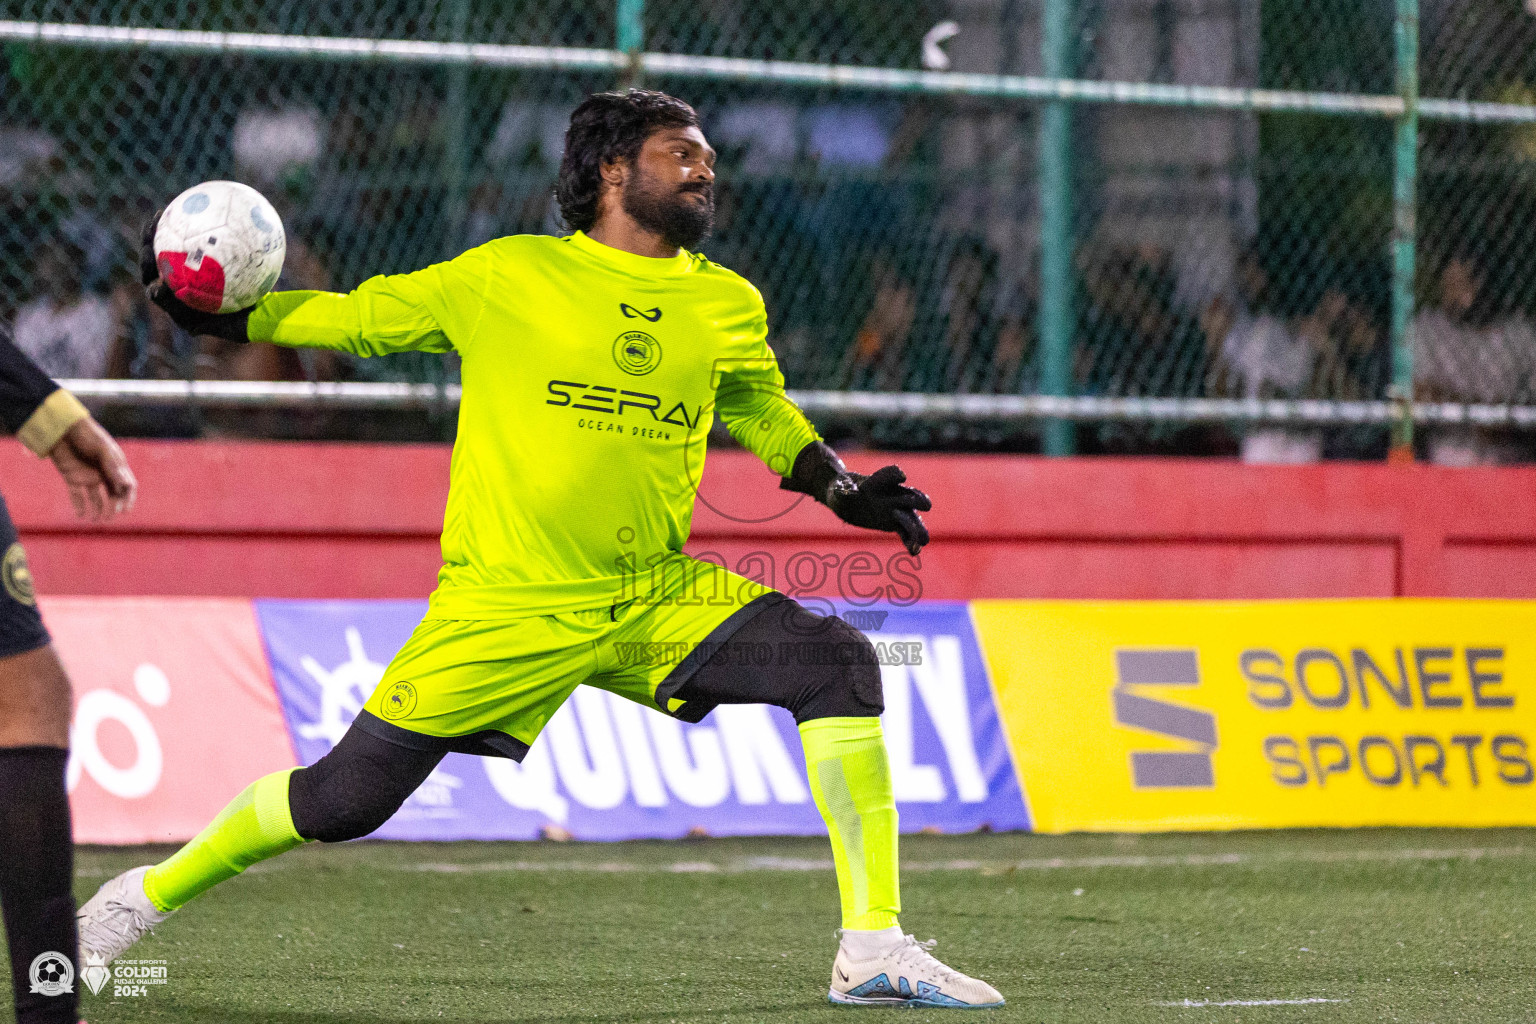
[[2, 0, 1536, 461]]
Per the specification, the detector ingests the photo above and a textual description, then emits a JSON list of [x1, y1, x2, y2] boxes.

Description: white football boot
[[77, 866, 172, 965], [829, 931, 1005, 1008]]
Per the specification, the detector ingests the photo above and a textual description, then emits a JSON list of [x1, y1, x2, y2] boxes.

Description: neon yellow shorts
[[357, 557, 783, 759]]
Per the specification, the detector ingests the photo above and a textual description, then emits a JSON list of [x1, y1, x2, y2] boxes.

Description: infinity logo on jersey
[[613, 331, 663, 375], [620, 303, 663, 322]]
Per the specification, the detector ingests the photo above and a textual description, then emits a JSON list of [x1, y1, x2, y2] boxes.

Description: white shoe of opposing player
[[828, 932, 1005, 1008], [77, 865, 171, 965]]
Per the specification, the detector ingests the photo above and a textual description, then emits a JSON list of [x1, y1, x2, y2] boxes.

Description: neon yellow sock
[[143, 768, 306, 912], [800, 716, 900, 931]]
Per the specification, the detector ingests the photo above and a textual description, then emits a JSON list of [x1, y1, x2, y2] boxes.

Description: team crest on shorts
[[612, 330, 662, 375], [3, 543, 35, 606], [381, 680, 418, 720]]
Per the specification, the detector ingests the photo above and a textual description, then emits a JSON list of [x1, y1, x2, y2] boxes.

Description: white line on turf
[[970, 844, 1535, 872], [1160, 998, 1344, 1007], [391, 844, 1533, 875], [75, 844, 1533, 879]]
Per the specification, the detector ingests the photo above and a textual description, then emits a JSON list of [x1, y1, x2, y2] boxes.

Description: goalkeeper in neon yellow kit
[[78, 90, 1003, 1009]]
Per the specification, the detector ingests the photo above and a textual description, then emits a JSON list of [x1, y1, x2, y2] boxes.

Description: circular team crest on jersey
[[380, 681, 418, 720], [612, 331, 662, 376], [3, 543, 35, 606]]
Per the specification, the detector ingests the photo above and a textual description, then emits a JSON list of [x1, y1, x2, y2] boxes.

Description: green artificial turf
[[7, 829, 1534, 1023]]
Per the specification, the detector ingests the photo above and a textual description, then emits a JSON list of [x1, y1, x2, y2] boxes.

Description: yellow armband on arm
[[17, 389, 89, 457]]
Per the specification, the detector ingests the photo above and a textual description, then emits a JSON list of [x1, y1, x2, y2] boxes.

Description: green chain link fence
[[0, 0, 1533, 457]]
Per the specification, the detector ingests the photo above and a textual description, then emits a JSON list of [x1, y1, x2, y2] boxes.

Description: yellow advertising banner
[[969, 599, 1536, 832]]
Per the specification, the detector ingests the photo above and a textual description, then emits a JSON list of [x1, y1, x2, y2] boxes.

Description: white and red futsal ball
[[153, 181, 286, 313]]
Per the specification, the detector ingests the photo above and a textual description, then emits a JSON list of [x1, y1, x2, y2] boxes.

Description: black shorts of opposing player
[[0, 493, 49, 660], [287, 597, 882, 844]]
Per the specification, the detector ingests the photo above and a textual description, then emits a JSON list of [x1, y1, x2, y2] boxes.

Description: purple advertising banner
[[254, 599, 1029, 840]]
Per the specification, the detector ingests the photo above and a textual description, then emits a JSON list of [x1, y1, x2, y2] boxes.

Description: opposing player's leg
[[0, 648, 80, 1024], [597, 574, 1002, 1009], [0, 507, 81, 1024]]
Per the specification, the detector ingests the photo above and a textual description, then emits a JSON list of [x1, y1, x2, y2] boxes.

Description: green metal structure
[[0, 0, 1531, 454]]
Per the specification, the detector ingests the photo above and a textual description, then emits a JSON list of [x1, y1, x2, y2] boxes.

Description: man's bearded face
[[621, 161, 715, 251]]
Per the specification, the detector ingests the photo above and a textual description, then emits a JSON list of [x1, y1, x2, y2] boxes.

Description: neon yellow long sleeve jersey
[[248, 230, 820, 619]]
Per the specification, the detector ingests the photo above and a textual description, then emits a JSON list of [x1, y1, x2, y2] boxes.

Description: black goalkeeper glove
[[780, 441, 932, 556], [139, 215, 253, 343]]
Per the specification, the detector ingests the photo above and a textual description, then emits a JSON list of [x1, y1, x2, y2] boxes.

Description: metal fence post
[[442, 0, 470, 259], [617, 0, 644, 85], [1389, 0, 1419, 459], [1038, 0, 1076, 456]]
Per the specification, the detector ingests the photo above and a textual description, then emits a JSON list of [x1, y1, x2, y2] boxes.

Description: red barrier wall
[[4, 440, 1535, 599]]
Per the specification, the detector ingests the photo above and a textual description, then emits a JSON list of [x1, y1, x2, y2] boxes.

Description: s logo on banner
[[1113, 649, 1217, 788]]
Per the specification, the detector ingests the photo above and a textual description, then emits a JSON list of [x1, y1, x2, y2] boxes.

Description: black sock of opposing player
[[0, 746, 79, 1024]]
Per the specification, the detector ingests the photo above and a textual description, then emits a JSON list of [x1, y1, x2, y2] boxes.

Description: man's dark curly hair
[[555, 89, 700, 232]]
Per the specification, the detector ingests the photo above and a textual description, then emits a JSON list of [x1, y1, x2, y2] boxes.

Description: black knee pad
[[673, 597, 887, 724], [288, 726, 443, 843], [791, 613, 886, 722]]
